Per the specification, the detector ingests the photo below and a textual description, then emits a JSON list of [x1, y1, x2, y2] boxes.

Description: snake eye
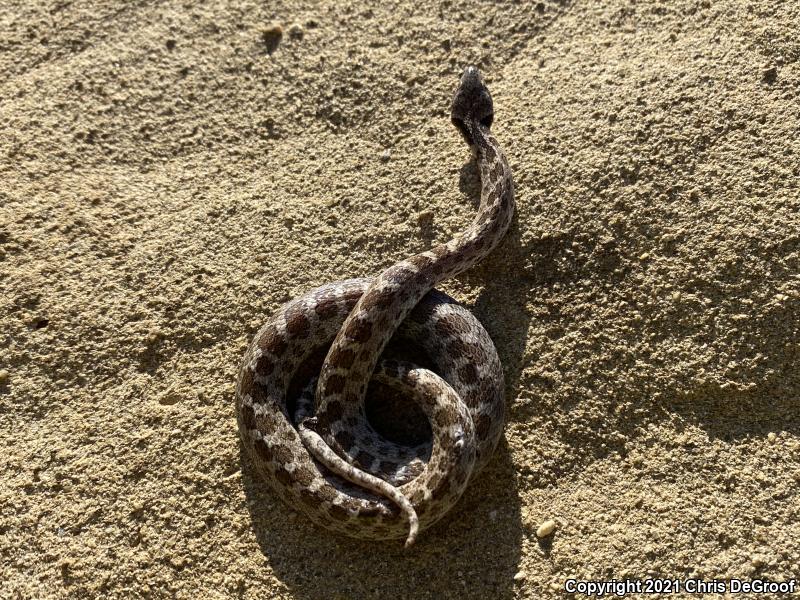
[[480, 113, 494, 129]]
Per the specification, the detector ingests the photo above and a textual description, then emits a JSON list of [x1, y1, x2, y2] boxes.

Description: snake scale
[[236, 66, 515, 546]]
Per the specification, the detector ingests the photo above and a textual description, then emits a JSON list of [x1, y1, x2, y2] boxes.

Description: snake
[[236, 66, 515, 546]]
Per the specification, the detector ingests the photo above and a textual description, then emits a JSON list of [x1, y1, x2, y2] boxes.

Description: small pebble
[[536, 519, 557, 538], [767, 432, 777, 443], [513, 570, 527, 581], [262, 23, 283, 54], [287, 23, 304, 39], [0, 369, 9, 384], [417, 210, 434, 227], [379, 149, 391, 162]]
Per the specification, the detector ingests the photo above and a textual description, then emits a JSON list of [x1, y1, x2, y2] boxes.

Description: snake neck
[[313, 118, 514, 436]]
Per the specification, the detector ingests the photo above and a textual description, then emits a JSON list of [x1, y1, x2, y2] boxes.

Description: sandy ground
[[2, 0, 799, 598]]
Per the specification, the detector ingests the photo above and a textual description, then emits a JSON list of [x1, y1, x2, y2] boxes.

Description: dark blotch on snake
[[295, 467, 315, 487], [325, 399, 345, 420], [328, 346, 356, 369], [329, 504, 350, 521], [241, 404, 257, 431], [286, 308, 311, 339], [300, 489, 317, 507], [475, 414, 492, 439], [260, 330, 288, 356], [315, 296, 339, 319], [324, 374, 346, 396], [489, 161, 503, 183], [446, 337, 469, 356], [434, 315, 458, 337], [343, 288, 363, 305], [274, 466, 293, 486], [254, 438, 273, 462], [408, 254, 434, 270], [273, 444, 295, 465], [458, 363, 479, 384], [359, 505, 381, 518], [255, 355, 275, 376], [344, 317, 373, 343], [364, 287, 396, 310]]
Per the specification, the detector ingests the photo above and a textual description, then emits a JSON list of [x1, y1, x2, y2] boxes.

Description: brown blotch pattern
[[273, 444, 295, 466], [328, 346, 356, 369], [328, 504, 350, 521], [344, 317, 373, 343], [325, 399, 344, 421], [299, 489, 317, 507], [363, 287, 396, 310], [285, 308, 310, 339], [274, 466, 293, 486], [359, 505, 381, 518], [260, 330, 288, 356], [314, 296, 339, 319], [408, 254, 434, 270], [434, 315, 458, 337], [241, 404, 257, 431], [458, 363, 479, 384], [343, 288, 363, 305], [324, 374, 346, 396], [295, 466, 315, 487], [255, 355, 275, 376], [254, 438, 273, 463], [475, 414, 492, 440]]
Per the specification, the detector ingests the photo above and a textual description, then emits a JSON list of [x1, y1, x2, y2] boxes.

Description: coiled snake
[[236, 66, 515, 546]]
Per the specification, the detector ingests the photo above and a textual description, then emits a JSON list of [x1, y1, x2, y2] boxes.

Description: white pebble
[[536, 519, 557, 538]]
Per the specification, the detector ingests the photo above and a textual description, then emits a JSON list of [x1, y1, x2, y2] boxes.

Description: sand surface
[[2, 0, 799, 598]]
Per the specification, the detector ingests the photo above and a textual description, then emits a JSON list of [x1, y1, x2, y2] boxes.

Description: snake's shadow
[[240, 436, 522, 600]]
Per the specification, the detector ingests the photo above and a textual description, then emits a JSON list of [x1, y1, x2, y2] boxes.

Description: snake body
[[236, 67, 515, 545]]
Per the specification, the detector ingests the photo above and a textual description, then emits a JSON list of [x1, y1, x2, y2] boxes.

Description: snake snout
[[451, 66, 495, 144]]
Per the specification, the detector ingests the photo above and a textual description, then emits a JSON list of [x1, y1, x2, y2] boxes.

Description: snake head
[[451, 66, 494, 146]]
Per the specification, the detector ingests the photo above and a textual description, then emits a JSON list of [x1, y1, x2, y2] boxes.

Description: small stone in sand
[[513, 570, 527, 581], [0, 369, 9, 384], [767, 432, 777, 443], [417, 211, 434, 227], [288, 23, 304, 39], [263, 24, 283, 54], [536, 519, 557, 538]]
